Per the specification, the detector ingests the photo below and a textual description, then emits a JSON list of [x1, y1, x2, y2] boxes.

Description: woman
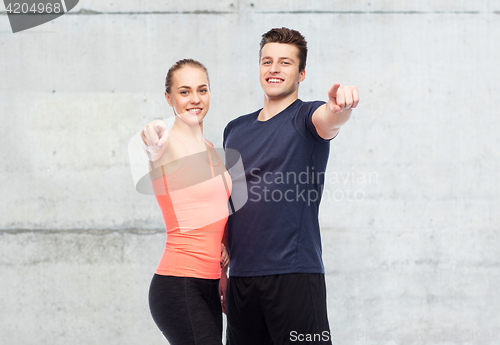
[[144, 59, 231, 345]]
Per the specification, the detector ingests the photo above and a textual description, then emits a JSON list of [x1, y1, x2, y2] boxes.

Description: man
[[142, 28, 359, 344]]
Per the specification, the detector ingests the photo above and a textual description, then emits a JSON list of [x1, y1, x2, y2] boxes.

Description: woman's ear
[[165, 91, 173, 107]]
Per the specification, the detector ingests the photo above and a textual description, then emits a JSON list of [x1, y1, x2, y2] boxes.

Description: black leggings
[[149, 274, 222, 345]]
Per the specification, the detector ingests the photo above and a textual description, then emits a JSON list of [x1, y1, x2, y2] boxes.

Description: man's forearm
[[324, 105, 352, 131]]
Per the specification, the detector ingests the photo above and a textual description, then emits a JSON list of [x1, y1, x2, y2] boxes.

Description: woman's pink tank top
[[151, 132, 232, 279]]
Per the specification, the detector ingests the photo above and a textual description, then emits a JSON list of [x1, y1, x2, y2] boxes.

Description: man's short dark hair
[[259, 27, 308, 72]]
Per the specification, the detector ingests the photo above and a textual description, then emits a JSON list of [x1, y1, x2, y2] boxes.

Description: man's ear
[[298, 69, 306, 83], [165, 91, 173, 107]]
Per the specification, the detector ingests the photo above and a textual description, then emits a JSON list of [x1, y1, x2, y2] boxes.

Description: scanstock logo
[[4, 0, 79, 33]]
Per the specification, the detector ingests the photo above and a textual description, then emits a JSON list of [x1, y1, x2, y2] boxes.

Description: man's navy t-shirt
[[223, 99, 334, 277]]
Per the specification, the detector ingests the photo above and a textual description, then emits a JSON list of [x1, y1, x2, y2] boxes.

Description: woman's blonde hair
[[165, 59, 210, 94]]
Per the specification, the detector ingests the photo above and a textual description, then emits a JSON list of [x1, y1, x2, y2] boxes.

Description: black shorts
[[226, 273, 332, 345], [149, 274, 222, 345]]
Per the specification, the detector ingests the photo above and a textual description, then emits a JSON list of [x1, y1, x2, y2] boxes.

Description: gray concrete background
[[1, 1, 499, 344]]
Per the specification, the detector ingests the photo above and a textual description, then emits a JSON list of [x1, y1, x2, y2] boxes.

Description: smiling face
[[165, 65, 210, 126], [259, 42, 305, 101]]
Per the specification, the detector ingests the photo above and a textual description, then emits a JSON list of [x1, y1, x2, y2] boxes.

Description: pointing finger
[[145, 124, 159, 147], [328, 83, 341, 101]]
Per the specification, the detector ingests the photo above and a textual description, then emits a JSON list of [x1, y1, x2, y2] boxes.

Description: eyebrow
[[261, 56, 295, 62], [178, 84, 208, 89]]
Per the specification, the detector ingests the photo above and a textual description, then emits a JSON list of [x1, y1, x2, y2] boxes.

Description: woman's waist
[[157, 246, 222, 277], [162, 215, 227, 235], [163, 231, 223, 255]]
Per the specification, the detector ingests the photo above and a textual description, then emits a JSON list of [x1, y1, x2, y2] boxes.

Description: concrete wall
[[1, 1, 499, 344]]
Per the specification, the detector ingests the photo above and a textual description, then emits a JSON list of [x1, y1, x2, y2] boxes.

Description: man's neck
[[259, 93, 299, 121]]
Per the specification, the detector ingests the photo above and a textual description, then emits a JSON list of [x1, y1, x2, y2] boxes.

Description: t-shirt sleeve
[[295, 101, 336, 143], [223, 123, 230, 150]]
